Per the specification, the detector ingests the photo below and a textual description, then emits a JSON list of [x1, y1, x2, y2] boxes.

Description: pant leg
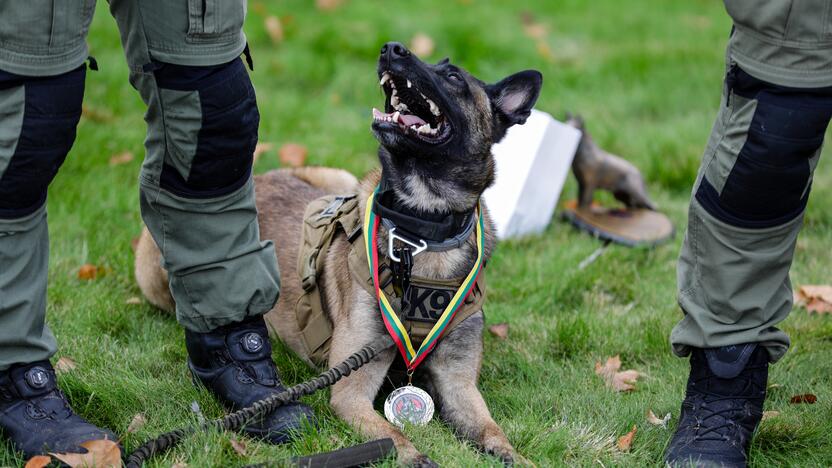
[[108, 1, 280, 333], [672, 59, 832, 363], [0, 67, 86, 371]]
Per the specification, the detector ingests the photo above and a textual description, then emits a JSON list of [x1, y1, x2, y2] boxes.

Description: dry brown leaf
[[264, 16, 283, 44], [488, 323, 509, 339], [78, 264, 98, 280], [229, 437, 247, 456], [789, 394, 817, 404], [315, 0, 343, 11], [108, 151, 134, 166], [24, 455, 52, 468], [55, 357, 77, 374], [126, 297, 142, 305], [616, 425, 637, 452], [795, 285, 832, 314], [253, 142, 274, 164], [127, 413, 147, 434], [762, 410, 780, 421], [646, 409, 671, 428], [50, 439, 121, 468], [806, 297, 832, 314], [595, 355, 643, 392], [279, 143, 307, 167], [410, 33, 435, 58], [81, 105, 114, 123]]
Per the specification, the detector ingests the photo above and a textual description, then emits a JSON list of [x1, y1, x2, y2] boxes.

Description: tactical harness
[[296, 190, 486, 366]]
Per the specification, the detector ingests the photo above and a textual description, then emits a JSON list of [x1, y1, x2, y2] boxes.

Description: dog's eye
[[447, 72, 463, 83]]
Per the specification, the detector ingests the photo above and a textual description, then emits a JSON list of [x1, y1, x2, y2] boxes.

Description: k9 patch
[[403, 283, 456, 322]]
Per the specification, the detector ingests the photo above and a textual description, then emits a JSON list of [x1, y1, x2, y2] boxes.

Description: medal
[[384, 384, 434, 429]]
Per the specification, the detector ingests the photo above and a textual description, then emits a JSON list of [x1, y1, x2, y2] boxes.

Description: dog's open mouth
[[372, 71, 452, 144]]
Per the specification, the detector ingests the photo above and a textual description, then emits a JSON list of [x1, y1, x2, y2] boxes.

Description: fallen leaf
[[409, 33, 435, 58], [616, 425, 637, 452], [229, 437, 247, 456], [646, 409, 671, 428], [789, 394, 817, 404], [315, 0, 343, 11], [795, 285, 832, 314], [78, 264, 98, 280], [126, 297, 142, 305], [488, 323, 509, 339], [279, 143, 307, 167], [253, 142, 274, 164], [55, 357, 77, 374], [108, 151, 134, 166], [264, 16, 283, 44], [762, 410, 780, 421], [24, 455, 52, 468], [50, 439, 121, 468], [806, 297, 832, 314], [127, 413, 147, 434], [595, 355, 643, 392], [768, 383, 782, 390], [81, 105, 114, 123]]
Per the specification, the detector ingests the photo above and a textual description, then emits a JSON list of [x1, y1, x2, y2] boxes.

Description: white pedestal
[[483, 109, 581, 239]]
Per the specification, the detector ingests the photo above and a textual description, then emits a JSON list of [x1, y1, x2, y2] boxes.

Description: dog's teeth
[[426, 99, 441, 116], [392, 111, 400, 122], [407, 80, 412, 88], [390, 94, 399, 107], [380, 72, 390, 86]]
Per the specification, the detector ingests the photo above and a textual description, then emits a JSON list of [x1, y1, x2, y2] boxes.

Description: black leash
[[125, 335, 394, 468]]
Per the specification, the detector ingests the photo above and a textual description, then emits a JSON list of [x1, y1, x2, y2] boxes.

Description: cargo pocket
[[0, 1, 50, 49], [186, 0, 246, 43]]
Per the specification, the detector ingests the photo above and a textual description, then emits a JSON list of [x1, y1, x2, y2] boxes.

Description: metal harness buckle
[[388, 228, 427, 262]]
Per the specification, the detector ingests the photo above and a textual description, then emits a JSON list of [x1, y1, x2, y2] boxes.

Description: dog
[[135, 41, 542, 466], [565, 114, 656, 210]]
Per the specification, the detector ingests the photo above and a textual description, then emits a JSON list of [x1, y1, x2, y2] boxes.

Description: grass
[[3, 0, 832, 466]]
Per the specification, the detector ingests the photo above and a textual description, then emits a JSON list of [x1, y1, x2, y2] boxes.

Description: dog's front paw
[[407, 454, 439, 468]]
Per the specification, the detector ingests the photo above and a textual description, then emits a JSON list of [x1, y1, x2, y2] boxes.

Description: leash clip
[[388, 228, 427, 262]]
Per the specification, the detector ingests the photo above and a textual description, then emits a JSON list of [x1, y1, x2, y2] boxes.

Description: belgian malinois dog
[[135, 42, 541, 466]]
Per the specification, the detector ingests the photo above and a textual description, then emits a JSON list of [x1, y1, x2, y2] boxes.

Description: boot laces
[[688, 363, 766, 442]]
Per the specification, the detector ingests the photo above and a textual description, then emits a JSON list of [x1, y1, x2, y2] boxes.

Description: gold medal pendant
[[384, 385, 434, 429]]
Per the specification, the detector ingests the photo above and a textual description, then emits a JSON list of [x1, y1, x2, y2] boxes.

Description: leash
[[125, 335, 394, 468]]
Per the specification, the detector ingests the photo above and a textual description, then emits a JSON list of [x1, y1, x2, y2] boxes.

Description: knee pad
[[154, 58, 258, 198], [0, 66, 85, 218], [697, 67, 832, 228]]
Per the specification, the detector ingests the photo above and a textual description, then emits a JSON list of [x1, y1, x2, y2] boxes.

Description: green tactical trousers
[[0, 1, 280, 371], [672, 0, 832, 363]]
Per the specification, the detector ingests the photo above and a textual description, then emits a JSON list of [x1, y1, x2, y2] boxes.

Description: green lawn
[[3, 0, 832, 466]]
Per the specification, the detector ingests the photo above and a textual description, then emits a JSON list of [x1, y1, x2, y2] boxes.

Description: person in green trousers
[[666, 1, 832, 466], [0, 1, 312, 458]]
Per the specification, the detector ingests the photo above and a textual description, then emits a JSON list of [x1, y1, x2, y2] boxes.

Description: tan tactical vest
[[295, 194, 487, 366]]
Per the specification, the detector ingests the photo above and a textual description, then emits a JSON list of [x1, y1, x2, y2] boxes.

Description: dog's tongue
[[372, 108, 427, 126]]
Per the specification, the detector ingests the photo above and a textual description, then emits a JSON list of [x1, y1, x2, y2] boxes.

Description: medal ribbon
[[364, 185, 485, 372]]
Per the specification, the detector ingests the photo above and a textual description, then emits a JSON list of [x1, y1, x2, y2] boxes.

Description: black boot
[[665, 343, 768, 468], [185, 316, 315, 443], [0, 361, 117, 459]]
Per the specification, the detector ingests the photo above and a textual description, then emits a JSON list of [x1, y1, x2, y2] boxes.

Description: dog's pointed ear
[[487, 70, 543, 127]]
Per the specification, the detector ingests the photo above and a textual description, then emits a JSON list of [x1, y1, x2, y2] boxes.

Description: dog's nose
[[380, 42, 410, 61]]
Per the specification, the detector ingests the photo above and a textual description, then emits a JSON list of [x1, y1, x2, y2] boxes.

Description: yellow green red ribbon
[[364, 185, 485, 371]]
